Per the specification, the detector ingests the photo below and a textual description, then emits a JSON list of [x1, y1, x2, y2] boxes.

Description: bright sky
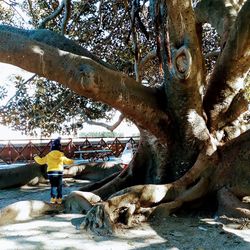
[[0, 63, 139, 139]]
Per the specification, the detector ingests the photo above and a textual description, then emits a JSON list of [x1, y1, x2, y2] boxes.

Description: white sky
[[0, 63, 139, 139]]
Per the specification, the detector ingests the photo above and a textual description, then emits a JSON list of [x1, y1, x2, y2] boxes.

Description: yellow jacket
[[34, 150, 74, 172]]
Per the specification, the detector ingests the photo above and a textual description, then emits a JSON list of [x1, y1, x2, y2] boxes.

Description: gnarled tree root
[[0, 200, 63, 226], [217, 187, 250, 218], [0, 191, 102, 226], [79, 130, 250, 234], [63, 191, 102, 214], [80, 175, 210, 234]]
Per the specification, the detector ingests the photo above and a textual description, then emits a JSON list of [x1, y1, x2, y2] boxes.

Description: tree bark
[[163, 0, 214, 179], [203, 0, 250, 131], [195, 0, 246, 46]]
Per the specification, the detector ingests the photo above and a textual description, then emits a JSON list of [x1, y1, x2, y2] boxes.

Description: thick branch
[[166, 0, 206, 84], [38, 1, 65, 29], [195, 0, 246, 45], [164, 0, 205, 109], [0, 26, 169, 140], [217, 90, 249, 128], [82, 113, 125, 132], [165, 0, 206, 112], [0, 25, 115, 70], [203, 0, 250, 131]]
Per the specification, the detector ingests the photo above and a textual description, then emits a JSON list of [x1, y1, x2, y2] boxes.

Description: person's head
[[51, 137, 62, 151], [126, 143, 132, 149]]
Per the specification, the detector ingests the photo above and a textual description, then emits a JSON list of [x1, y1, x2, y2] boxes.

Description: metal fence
[[0, 136, 140, 164]]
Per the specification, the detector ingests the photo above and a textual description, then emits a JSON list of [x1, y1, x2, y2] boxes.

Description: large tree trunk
[[75, 0, 250, 234], [78, 130, 250, 234]]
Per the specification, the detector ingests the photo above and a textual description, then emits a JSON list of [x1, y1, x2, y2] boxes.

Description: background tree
[[0, 0, 249, 234]]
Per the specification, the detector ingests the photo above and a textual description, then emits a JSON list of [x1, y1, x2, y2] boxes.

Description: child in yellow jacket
[[34, 137, 74, 204]]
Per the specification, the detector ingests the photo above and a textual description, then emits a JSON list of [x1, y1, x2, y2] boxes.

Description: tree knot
[[172, 46, 192, 80]]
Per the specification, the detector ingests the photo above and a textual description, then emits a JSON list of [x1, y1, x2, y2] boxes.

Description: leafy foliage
[[0, 75, 112, 136], [0, 85, 7, 102], [202, 23, 220, 74]]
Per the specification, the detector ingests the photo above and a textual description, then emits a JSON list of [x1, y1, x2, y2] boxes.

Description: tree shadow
[[147, 212, 250, 250]]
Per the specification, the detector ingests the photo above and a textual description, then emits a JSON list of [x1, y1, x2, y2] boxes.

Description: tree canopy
[[1, 0, 247, 136]]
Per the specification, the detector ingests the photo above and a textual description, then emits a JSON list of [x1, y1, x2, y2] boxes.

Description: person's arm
[[34, 155, 47, 165], [62, 156, 74, 165]]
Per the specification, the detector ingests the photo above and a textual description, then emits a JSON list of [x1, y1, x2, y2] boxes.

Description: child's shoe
[[57, 198, 62, 204], [50, 197, 56, 204]]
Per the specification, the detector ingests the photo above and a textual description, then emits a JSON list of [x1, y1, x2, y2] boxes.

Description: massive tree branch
[[0, 25, 115, 70], [0, 26, 169, 140], [203, 0, 250, 131], [195, 0, 246, 46]]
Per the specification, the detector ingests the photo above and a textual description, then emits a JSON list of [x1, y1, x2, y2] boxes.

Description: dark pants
[[47, 171, 63, 199]]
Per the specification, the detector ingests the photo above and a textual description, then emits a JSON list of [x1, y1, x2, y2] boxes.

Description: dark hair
[[51, 138, 62, 151]]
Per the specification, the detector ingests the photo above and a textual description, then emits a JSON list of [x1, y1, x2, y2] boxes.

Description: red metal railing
[[0, 136, 140, 164]]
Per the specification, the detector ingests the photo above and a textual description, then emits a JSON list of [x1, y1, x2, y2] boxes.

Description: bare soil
[[0, 179, 249, 250]]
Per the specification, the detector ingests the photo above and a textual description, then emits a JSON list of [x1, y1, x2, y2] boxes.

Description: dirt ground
[[0, 179, 249, 250]]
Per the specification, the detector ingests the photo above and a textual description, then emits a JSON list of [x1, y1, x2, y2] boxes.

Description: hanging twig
[[61, 0, 71, 35], [26, 0, 36, 25], [160, 0, 172, 69]]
